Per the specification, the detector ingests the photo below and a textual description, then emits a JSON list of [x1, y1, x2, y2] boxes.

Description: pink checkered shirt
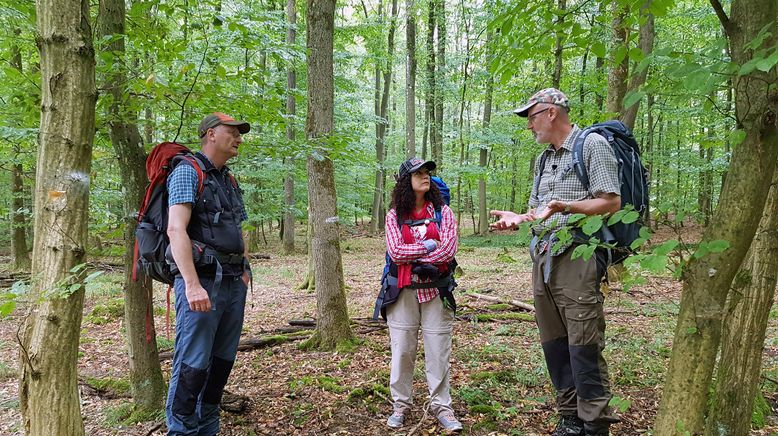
[[385, 204, 458, 303]]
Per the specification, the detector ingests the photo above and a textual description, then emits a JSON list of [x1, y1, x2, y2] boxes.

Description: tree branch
[[709, 0, 730, 36]]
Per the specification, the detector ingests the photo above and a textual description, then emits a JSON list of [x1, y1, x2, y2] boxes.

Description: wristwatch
[[563, 201, 572, 214]]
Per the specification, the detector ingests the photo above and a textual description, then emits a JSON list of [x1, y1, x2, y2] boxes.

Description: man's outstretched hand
[[489, 210, 536, 230]]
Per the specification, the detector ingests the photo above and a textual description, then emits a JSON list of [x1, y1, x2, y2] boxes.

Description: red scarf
[[397, 203, 441, 289]]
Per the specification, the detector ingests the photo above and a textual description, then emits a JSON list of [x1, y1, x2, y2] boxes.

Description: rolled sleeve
[[167, 163, 199, 206], [584, 133, 620, 197]]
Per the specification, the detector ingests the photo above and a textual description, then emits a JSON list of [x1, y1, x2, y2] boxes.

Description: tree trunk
[[552, 0, 566, 89], [606, 2, 629, 116], [97, 0, 166, 413], [11, 147, 30, 271], [426, 0, 437, 164], [9, 32, 31, 271], [654, 0, 778, 433], [706, 164, 778, 436], [621, 0, 654, 130], [405, 0, 416, 158], [283, 0, 297, 254], [478, 28, 493, 236], [19, 0, 96, 433], [432, 0, 445, 167], [455, 3, 470, 228], [370, 0, 397, 235], [304, 0, 353, 350]]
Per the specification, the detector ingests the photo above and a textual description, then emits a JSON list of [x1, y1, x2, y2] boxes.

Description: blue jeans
[[166, 275, 247, 436]]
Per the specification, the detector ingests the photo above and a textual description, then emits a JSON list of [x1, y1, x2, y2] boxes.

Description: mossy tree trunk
[[654, 0, 778, 433], [19, 0, 96, 433], [96, 0, 165, 413], [706, 165, 778, 435], [304, 0, 353, 349]]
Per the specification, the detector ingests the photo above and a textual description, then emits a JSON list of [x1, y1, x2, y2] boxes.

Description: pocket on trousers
[[565, 304, 600, 346]]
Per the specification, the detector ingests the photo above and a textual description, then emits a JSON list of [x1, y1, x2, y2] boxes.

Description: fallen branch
[[158, 331, 312, 361], [464, 292, 535, 312], [458, 312, 535, 323]]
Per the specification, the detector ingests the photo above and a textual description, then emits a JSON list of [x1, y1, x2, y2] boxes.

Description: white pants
[[386, 288, 455, 417]]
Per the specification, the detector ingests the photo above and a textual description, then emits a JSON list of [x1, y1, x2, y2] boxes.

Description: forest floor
[[0, 224, 777, 435]]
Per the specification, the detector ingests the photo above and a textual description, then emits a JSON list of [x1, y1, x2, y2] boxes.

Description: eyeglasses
[[527, 107, 551, 122]]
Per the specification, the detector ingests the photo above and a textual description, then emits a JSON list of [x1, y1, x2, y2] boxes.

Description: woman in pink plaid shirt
[[383, 158, 462, 433]]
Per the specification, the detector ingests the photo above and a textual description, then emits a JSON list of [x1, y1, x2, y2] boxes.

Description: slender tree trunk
[[405, 0, 416, 157], [552, 0, 566, 88], [621, 0, 655, 130], [283, 0, 297, 254], [455, 1, 470, 227], [578, 48, 588, 119], [304, 0, 353, 350], [655, 1, 778, 433], [478, 29, 493, 236], [644, 93, 654, 228], [426, 0, 437, 164], [370, 0, 397, 234], [96, 0, 166, 413], [19, 0, 96, 433], [707, 164, 778, 436], [9, 32, 31, 271], [433, 0, 445, 167], [606, 2, 629, 116]]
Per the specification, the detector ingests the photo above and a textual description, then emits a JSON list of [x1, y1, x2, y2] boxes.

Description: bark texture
[[606, 2, 629, 116], [654, 0, 778, 433], [478, 28, 493, 236], [305, 0, 353, 349], [405, 0, 416, 158], [20, 0, 96, 433], [621, 0, 654, 130], [97, 0, 165, 412], [707, 165, 778, 436]]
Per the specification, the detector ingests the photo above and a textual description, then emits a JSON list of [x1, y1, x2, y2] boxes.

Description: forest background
[[0, 0, 776, 434]]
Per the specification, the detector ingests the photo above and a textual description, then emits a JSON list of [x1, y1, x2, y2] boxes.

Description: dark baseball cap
[[513, 88, 570, 117], [198, 112, 251, 138], [397, 157, 436, 180]]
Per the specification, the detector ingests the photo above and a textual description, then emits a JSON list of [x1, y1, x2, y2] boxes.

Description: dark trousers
[[166, 275, 247, 436], [532, 246, 617, 423]]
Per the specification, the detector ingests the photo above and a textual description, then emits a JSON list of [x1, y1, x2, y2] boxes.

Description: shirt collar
[[543, 125, 580, 153]]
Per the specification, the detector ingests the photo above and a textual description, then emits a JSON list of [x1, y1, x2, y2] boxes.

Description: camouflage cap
[[513, 88, 570, 117], [198, 112, 251, 138]]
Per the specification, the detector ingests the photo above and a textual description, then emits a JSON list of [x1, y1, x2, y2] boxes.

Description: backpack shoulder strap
[[571, 128, 591, 192], [174, 154, 207, 197], [533, 151, 549, 197]]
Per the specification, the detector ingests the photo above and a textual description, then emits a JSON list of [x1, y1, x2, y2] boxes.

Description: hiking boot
[[386, 411, 405, 428], [437, 411, 463, 433], [584, 421, 610, 435], [552, 414, 585, 436]]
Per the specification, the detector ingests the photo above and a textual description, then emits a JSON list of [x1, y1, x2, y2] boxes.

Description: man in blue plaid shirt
[[165, 112, 251, 436], [491, 89, 621, 436]]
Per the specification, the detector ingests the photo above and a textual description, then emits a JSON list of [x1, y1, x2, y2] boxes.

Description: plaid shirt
[[167, 155, 248, 222], [386, 204, 458, 303], [529, 125, 620, 250]]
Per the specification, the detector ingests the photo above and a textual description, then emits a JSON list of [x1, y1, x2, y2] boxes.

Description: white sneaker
[[386, 411, 405, 428], [437, 411, 463, 432]]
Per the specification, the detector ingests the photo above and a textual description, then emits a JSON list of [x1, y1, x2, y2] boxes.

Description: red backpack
[[132, 142, 206, 285]]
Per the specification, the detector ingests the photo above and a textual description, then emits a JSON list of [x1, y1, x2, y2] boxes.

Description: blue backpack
[[536, 120, 649, 264], [373, 176, 454, 320]]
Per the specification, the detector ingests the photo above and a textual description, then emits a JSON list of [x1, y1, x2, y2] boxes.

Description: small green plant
[[85, 298, 125, 325]]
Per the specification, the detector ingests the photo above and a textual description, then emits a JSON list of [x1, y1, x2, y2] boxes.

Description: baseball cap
[[397, 157, 436, 180], [198, 112, 251, 138], [513, 88, 570, 117]]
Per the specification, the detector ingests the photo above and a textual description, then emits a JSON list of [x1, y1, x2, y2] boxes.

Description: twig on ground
[[464, 292, 535, 311]]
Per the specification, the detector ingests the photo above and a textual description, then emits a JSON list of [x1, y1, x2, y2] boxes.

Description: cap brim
[[409, 160, 437, 174], [222, 120, 251, 134], [512, 101, 536, 117]]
